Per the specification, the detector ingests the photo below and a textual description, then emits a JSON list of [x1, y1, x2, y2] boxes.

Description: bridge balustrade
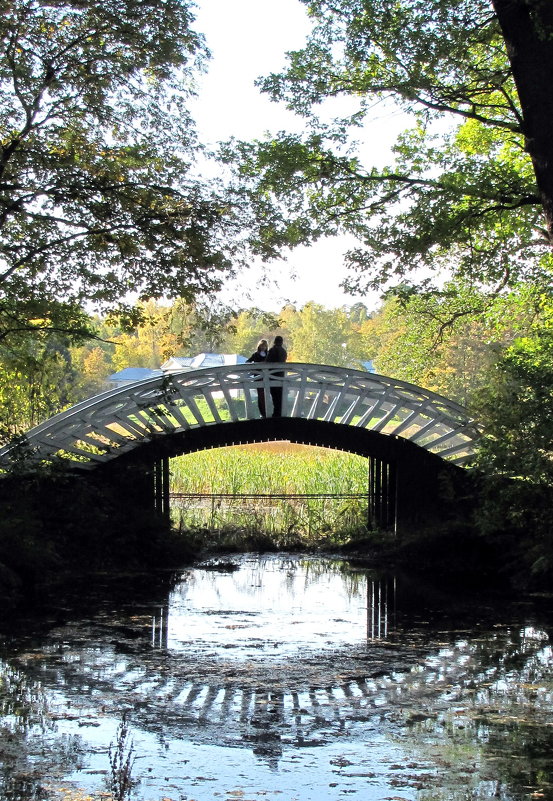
[[0, 363, 481, 473]]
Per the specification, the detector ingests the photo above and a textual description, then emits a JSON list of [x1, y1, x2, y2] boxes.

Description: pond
[[1, 553, 553, 801]]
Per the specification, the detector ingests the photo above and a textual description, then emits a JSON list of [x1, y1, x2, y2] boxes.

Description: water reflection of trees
[[395, 626, 553, 801], [176, 553, 375, 605], [0, 659, 85, 801], [0, 661, 51, 732], [0, 569, 184, 801]]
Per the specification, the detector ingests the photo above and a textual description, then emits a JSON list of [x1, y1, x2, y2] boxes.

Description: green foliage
[[221, 0, 553, 294], [0, 299, 112, 440], [0, 0, 244, 338], [224, 308, 280, 356], [474, 319, 553, 580], [284, 302, 353, 365], [358, 281, 544, 405], [171, 444, 369, 545], [0, 301, 92, 439]]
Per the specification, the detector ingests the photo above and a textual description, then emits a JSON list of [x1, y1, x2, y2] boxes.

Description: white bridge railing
[[0, 363, 482, 470]]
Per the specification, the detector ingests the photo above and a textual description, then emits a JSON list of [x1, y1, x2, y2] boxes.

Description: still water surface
[[2, 553, 553, 800]]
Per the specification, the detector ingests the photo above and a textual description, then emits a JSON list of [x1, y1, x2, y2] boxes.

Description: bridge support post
[[153, 456, 171, 524], [368, 456, 397, 532]]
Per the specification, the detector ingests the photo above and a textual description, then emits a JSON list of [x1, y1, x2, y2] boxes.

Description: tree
[[184, 300, 239, 353], [0, 325, 79, 440], [474, 319, 553, 579], [354, 283, 542, 404], [0, 0, 243, 343], [224, 308, 280, 357], [222, 0, 553, 296], [285, 302, 355, 365], [492, 0, 553, 243], [77, 346, 113, 398], [109, 300, 183, 371]]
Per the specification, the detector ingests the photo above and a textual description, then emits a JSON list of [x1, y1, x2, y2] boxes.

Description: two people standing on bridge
[[246, 335, 287, 418]]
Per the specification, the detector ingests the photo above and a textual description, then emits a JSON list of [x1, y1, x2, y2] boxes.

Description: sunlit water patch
[[157, 555, 378, 656], [1, 553, 553, 801]]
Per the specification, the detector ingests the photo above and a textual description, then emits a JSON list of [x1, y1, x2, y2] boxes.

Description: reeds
[[170, 443, 370, 547], [108, 713, 136, 800]]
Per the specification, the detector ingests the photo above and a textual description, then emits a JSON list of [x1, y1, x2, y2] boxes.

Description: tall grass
[[170, 442, 370, 548]]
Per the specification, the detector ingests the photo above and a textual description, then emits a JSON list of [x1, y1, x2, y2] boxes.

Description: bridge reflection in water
[[5, 554, 552, 798], [367, 577, 396, 639], [146, 566, 401, 764]]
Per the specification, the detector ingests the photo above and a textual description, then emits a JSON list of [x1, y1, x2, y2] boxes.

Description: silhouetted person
[[246, 339, 268, 418], [266, 335, 287, 417]]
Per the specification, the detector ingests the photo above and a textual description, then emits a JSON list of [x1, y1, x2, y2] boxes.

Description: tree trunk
[[493, 0, 553, 244]]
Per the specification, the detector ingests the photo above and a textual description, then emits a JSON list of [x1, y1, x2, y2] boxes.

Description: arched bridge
[[0, 363, 480, 469], [0, 363, 481, 531]]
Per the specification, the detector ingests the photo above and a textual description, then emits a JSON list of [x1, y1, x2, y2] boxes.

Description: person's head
[[257, 339, 268, 352], [274, 335, 283, 346]]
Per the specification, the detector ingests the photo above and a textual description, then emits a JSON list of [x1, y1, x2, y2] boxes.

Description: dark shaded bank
[[337, 507, 553, 597], [336, 524, 515, 594], [0, 466, 550, 615], [0, 468, 194, 614]]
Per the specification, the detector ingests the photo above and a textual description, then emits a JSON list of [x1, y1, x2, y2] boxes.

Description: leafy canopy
[[474, 317, 553, 573], [222, 0, 553, 296], [0, 0, 245, 335]]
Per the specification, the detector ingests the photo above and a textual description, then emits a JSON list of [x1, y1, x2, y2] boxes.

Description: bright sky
[[190, 0, 411, 314]]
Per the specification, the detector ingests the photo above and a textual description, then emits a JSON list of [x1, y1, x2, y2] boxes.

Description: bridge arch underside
[[101, 418, 472, 534]]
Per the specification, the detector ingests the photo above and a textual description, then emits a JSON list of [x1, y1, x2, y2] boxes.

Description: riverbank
[[0, 464, 546, 617]]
